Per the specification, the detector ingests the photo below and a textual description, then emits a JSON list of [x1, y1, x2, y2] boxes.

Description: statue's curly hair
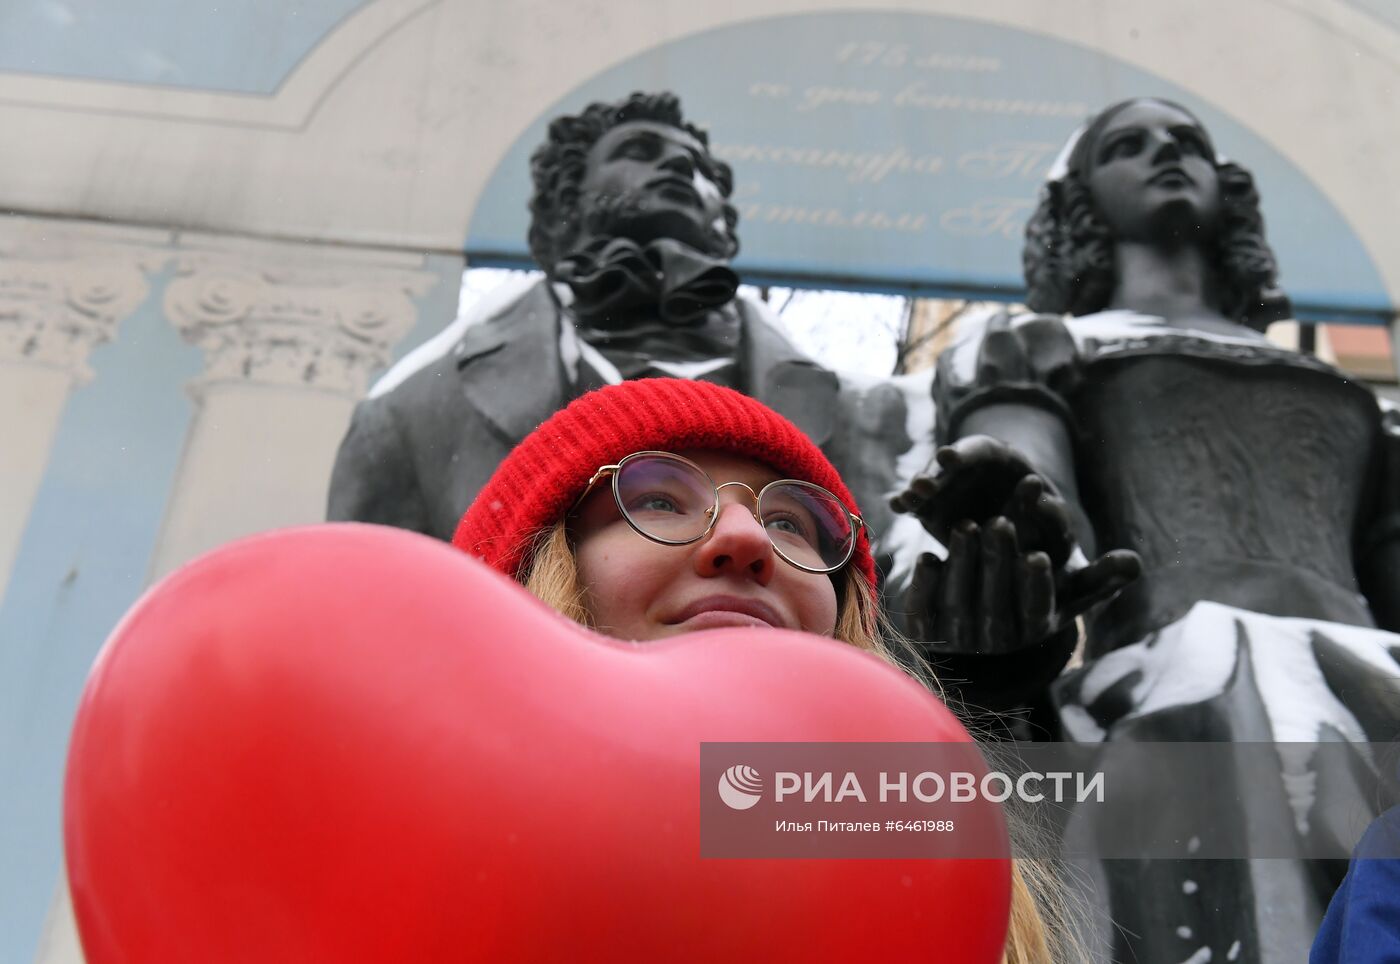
[[527, 91, 738, 275], [1023, 99, 1290, 330]]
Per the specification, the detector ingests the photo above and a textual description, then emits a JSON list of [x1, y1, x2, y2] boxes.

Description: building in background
[[3, 1, 1399, 960]]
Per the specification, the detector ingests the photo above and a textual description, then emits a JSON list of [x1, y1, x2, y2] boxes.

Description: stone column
[[0, 218, 164, 606], [32, 872, 83, 964], [147, 235, 440, 580]]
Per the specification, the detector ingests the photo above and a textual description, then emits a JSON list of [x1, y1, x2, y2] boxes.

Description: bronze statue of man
[[327, 92, 922, 578]]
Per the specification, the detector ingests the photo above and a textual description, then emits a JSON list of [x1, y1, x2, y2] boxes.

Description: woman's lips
[[676, 611, 777, 630], [667, 595, 785, 630]]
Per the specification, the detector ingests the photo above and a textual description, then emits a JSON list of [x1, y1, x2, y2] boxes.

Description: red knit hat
[[452, 379, 876, 591]]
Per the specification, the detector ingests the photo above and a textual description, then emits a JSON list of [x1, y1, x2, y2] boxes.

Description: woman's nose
[[1150, 130, 1182, 164], [693, 502, 775, 584]]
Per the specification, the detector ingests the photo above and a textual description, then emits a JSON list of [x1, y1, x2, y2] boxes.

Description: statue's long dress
[[936, 311, 1400, 964]]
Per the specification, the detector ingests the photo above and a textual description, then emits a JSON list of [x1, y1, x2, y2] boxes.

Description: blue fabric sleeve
[[1312, 807, 1400, 963]]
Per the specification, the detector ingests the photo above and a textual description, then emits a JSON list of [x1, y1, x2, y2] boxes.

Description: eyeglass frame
[[569, 450, 867, 575]]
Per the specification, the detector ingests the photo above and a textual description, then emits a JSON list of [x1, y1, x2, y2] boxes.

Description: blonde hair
[[516, 521, 1083, 964]]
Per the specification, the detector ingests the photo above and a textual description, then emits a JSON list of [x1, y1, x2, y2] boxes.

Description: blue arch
[[468, 11, 1391, 322], [0, 0, 372, 93]]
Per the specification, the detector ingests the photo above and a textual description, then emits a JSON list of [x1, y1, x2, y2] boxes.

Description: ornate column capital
[[0, 217, 168, 381], [165, 236, 441, 399]]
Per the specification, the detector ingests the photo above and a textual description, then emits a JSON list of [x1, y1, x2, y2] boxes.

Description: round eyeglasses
[[572, 451, 864, 574]]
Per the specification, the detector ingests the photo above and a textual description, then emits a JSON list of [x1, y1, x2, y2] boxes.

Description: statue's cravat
[[554, 236, 739, 326], [555, 237, 743, 394]]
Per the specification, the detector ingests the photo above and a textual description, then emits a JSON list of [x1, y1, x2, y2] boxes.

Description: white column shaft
[[0, 216, 163, 609], [146, 384, 357, 579], [0, 365, 74, 605]]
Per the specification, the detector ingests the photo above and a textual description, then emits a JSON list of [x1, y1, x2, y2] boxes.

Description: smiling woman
[[570, 449, 854, 639], [570, 449, 848, 639], [451, 377, 1079, 964], [452, 377, 883, 653]]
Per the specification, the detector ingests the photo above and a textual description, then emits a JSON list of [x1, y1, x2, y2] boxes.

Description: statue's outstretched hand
[[892, 436, 1074, 564], [891, 435, 1140, 653]]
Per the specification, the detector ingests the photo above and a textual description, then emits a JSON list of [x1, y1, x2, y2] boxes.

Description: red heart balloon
[[65, 524, 1009, 962]]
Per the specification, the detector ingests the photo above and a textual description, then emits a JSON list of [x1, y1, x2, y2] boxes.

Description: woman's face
[[1084, 99, 1221, 243], [570, 450, 841, 642]]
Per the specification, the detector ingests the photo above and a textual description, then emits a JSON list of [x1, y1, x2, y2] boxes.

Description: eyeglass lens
[[613, 454, 855, 571]]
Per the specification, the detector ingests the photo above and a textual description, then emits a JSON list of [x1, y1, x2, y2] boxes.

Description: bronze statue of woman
[[898, 97, 1400, 963]]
